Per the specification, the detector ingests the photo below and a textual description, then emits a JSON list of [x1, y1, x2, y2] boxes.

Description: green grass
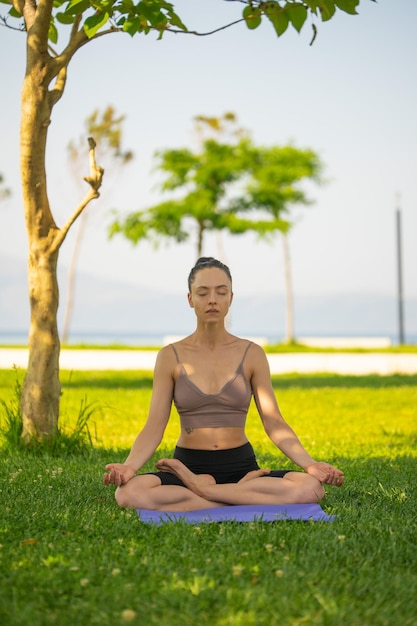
[[0, 368, 416, 626], [2, 342, 417, 352]]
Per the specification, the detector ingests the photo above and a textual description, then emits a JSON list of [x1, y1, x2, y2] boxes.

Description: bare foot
[[238, 469, 271, 483], [155, 458, 214, 497]]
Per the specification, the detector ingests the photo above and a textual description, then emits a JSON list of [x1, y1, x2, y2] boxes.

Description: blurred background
[[1, 0, 416, 345]]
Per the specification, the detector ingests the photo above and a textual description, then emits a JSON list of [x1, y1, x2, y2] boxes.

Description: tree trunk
[[197, 222, 204, 257], [16, 4, 102, 442], [20, 48, 61, 441], [21, 246, 61, 440], [19, 39, 62, 441]]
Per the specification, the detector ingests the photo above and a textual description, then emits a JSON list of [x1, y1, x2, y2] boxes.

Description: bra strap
[[171, 341, 252, 366], [241, 341, 253, 365], [170, 344, 180, 363]]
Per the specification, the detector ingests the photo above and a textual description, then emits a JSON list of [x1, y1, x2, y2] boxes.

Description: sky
[[0, 0, 416, 306]]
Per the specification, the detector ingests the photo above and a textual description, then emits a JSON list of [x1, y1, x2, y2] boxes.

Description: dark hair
[[188, 257, 233, 292]]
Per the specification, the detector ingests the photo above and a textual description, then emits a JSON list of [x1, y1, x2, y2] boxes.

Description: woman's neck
[[190, 323, 233, 349]]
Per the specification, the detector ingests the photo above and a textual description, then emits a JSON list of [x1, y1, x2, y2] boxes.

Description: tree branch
[[0, 14, 26, 30], [48, 17, 88, 105], [164, 18, 245, 37], [83, 136, 104, 191], [48, 65, 67, 107], [12, 0, 28, 18], [62, 16, 246, 40], [18, 0, 36, 30], [28, 0, 53, 48], [55, 22, 89, 68], [53, 137, 104, 251]]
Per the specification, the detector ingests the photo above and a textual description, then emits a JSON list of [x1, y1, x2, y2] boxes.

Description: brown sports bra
[[171, 342, 253, 430]]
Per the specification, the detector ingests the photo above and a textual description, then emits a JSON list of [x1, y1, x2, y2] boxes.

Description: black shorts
[[149, 442, 291, 487]]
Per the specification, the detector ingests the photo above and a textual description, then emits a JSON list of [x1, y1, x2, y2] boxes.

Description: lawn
[[0, 368, 416, 626]]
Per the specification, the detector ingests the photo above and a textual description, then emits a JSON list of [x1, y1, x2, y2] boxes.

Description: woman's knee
[[311, 477, 325, 502], [115, 484, 134, 508], [302, 475, 325, 502], [114, 474, 162, 509]]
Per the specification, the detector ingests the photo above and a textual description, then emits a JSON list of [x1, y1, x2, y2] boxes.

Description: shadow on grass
[[61, 370, 155, 390], [59, 371, 417, 391], [271, 373, 417, 390]]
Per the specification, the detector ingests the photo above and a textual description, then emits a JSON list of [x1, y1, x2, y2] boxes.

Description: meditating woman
[[104, 257, 344, 511]]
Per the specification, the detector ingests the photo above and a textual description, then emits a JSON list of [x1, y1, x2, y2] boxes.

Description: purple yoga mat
[[136, 503, 334, 524]]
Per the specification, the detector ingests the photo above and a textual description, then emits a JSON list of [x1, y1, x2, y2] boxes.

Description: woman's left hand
[[306, 462, 344, 486]]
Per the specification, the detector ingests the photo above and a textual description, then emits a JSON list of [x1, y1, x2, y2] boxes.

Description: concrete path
[[1, 348, 416, 374]]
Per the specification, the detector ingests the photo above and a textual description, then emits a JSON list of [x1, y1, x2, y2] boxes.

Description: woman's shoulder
[[238, 336, 266, 353], [244, 339, 269, 368], [154, 343, 179, 370]]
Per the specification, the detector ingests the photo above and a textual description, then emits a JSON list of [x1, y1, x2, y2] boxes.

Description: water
[[1, 330, 416, 347]]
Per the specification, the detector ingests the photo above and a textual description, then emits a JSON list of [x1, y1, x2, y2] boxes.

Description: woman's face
[[188, 267, 233, 322]]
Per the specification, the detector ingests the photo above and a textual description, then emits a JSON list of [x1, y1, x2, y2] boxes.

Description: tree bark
[[21, 246, 61, 441], [19, 34, 63, 440], [18, 9, 102, 441], [197, 222, 204, 257]]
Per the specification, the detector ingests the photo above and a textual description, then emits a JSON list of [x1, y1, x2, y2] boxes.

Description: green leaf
[[8, 6, 22, 17], [56, 11, 76, 24], [303, 0, 320, 13], [137, 0, 160, 22], [122, 16, 148, 36], [65, 0, 91, 15], [334, 0, 359, 15], [319, 0, 336, 22], [84, 12, 110, 38], [243, 5, 262, 30], [48, 20, 58, 44], [118, 0, 135, 11], [264, 2, 289, 37], [287, 4, 308, 33], [168, 11, 187, 31]]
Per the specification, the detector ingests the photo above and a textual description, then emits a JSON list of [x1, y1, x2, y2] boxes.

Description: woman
[[104, 257, 344, 511]]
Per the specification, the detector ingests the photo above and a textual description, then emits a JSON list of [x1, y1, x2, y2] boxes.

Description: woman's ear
[[187, 293, 194, 308]]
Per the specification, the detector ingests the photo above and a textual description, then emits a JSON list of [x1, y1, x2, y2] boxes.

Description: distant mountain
[[1, 254, 416, 341]]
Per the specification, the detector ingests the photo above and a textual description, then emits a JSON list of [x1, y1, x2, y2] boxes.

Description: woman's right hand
[[103, 463, 136, 487]]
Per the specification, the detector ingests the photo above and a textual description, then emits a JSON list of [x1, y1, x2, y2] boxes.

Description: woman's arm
[[103, 346, 176, 486], [249, 344, 344, 486]]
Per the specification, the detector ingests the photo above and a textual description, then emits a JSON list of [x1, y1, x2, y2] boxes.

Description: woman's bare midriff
[[177, 426, 248, 450]]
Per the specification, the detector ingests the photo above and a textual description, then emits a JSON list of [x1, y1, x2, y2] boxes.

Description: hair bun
[[188, 257, 232, 291], [195, 257, 215, 266]]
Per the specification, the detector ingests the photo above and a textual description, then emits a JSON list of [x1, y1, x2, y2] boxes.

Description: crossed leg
[[115, 460, 324, 511], [115, 473, 226, 511], [155, 458, 324, 506]]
